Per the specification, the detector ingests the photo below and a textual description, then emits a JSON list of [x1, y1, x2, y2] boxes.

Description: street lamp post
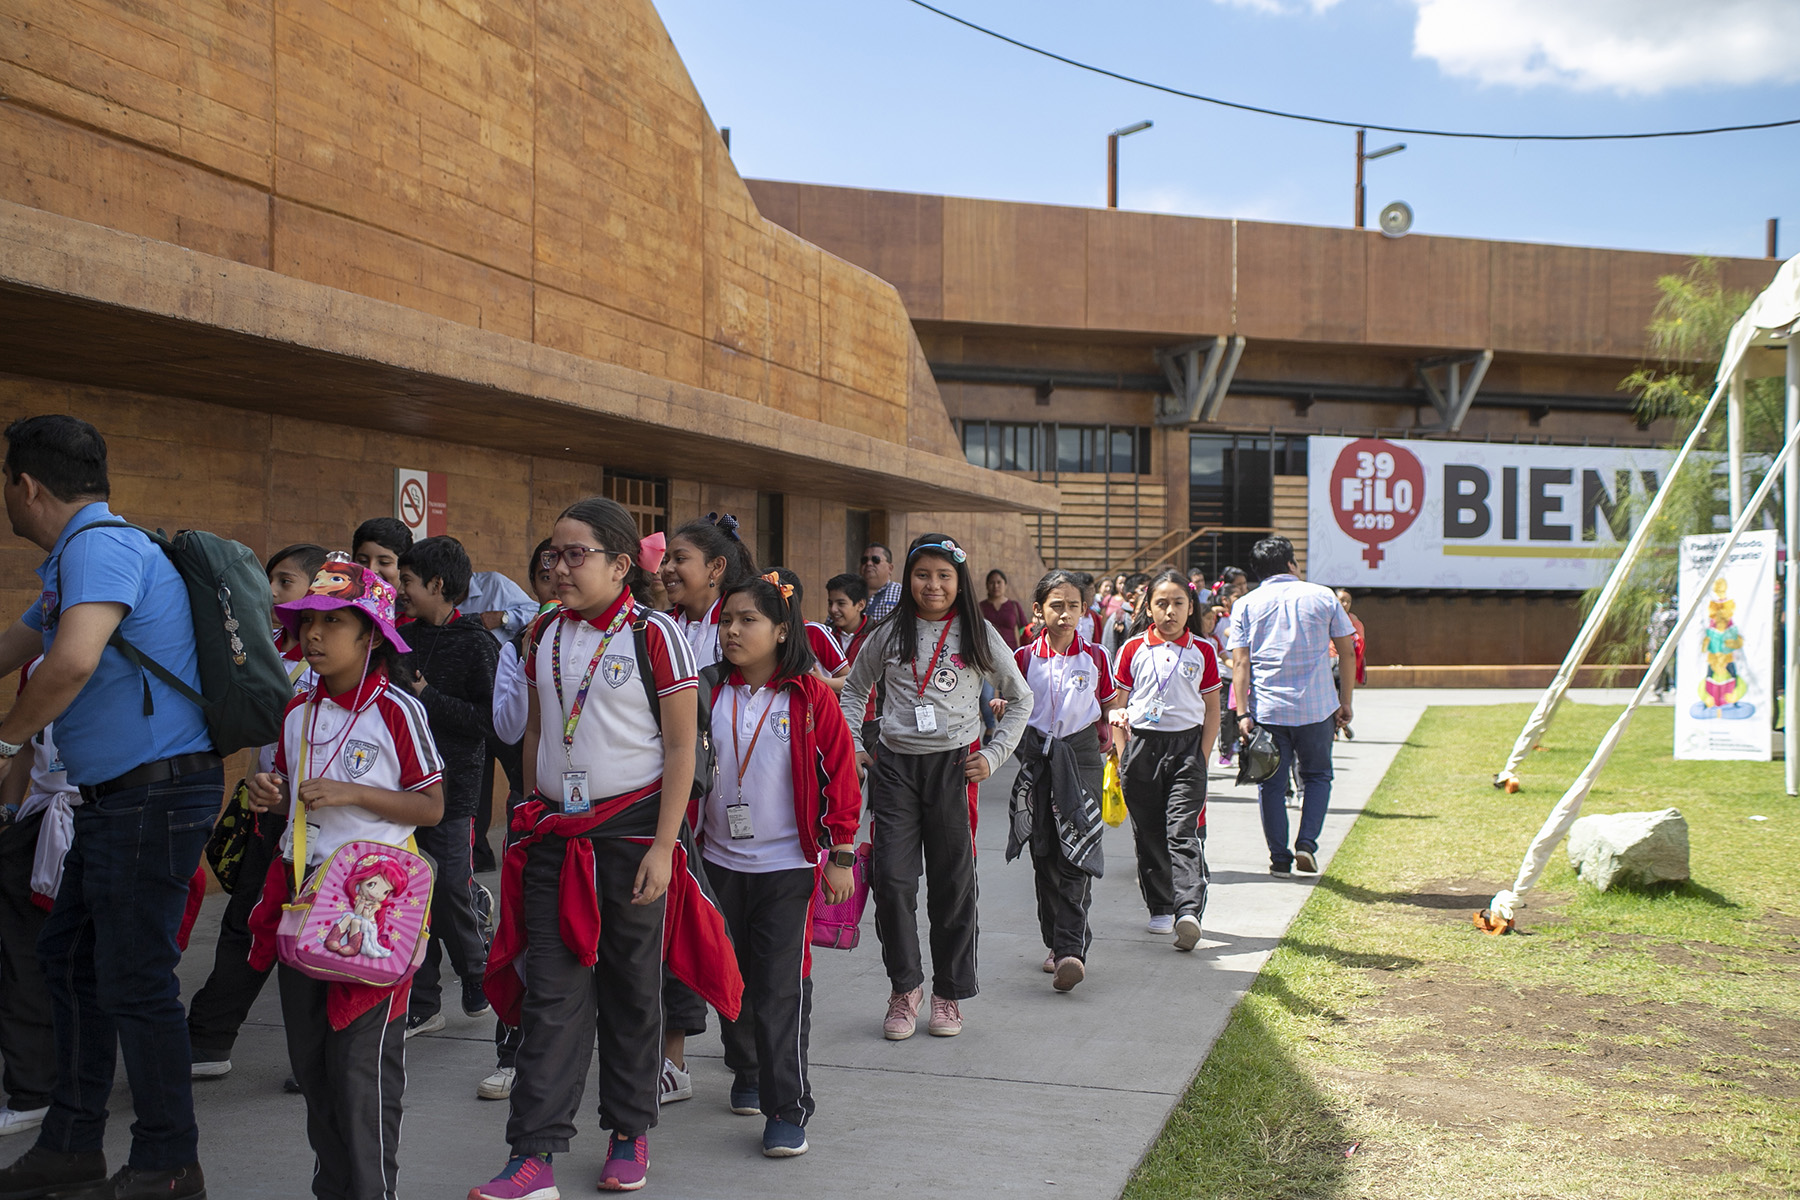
[[1107, 120, 1153, 209], [1354, 128, 1405, 228]]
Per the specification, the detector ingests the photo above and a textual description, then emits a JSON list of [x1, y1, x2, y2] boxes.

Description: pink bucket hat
[[275, 559, 412, 655]]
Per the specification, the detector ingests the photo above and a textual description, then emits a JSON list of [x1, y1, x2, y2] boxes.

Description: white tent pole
[[1786, 339, 1799, 795], [1493, 375, 1730, 787], [1491, 417, 1800, 920], [1729, 369, 1746, 520]]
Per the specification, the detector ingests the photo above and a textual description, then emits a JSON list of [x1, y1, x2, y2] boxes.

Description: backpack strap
[[631, 619, 663, 733], [53, 520, 204, 717]]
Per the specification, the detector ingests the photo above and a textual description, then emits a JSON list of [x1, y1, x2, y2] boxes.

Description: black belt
[[80, 752, 223, 802]]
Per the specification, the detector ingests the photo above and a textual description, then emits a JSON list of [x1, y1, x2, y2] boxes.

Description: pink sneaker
[[1042, 953, 1055, 974], [927, 995, 963, 1037], [469, 1154, 558, 1200], [596, 1134, 647, 1192], [883, 986, 923, 1040]]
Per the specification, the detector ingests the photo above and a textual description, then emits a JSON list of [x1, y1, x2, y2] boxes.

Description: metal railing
[[1106, 525, 1276, 576]]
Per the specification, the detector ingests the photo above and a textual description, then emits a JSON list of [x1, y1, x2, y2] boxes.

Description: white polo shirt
[[1012, 633, 1116, 740], [673, 598, 723, 666], [700, 680, 810, 873], [527, 595, 699, 797], [1114, 629, 1221, 732], [273, 671, 444, 866]]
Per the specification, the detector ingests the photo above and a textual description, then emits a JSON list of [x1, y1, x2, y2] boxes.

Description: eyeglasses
[[860, 555, 886, 565], [539, 545, 617, 571], [908, 540, 966, 565]]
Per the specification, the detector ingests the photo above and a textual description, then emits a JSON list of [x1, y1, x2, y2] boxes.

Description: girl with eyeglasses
[[838, 533, 1033, 1041], [472, 497, 739, 1198]]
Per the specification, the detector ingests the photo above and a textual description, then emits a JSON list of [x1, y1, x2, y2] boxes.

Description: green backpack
[[59, 520, 291, 757]]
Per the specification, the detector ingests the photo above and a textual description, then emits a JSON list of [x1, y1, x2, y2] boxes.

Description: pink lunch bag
[[277, 840, 434, 987], [809, 843, 872, 951]]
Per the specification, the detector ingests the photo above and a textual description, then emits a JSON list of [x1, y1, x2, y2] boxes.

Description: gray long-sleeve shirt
[[840, 615, 1034, 773]]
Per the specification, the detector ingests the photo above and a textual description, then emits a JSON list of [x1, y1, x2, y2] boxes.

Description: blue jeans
[[36, 766, 221, 1169], [1255, 718, 1335, 869]]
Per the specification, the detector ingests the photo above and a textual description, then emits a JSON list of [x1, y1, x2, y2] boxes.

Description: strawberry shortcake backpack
[[277, 834, 434, 988]]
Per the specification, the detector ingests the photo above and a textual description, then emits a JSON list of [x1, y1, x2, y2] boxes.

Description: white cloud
[[1410, 0, 1800, 95]]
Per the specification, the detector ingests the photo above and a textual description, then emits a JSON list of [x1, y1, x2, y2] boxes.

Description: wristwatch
[[0, 738, 23, 759], [828, 848, 856, 869]]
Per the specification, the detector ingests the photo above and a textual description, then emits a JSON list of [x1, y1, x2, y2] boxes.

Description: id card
[[1143, 699, 1168, 725], [561, 770, 591, 814], [726, 804, 755, 840], [914, 704, 938, 734]]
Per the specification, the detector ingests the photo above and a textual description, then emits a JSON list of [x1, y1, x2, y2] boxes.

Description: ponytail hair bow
[[761, 571, 795, 604], [637, 531, 667, 574], [706, 512, 742, 541]]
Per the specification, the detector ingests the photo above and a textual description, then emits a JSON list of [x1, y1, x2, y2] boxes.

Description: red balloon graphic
[[1329, 439, 1425, 567]]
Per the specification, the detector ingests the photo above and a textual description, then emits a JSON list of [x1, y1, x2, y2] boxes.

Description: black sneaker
[[462, 975, 491, 1018], [1270, 862, 1294, 877], [283, 1075, 303, 1095], [405, 1011, 445, 1039], [0, 1146, 107, 1200], [108, 1163, 205, 1200]]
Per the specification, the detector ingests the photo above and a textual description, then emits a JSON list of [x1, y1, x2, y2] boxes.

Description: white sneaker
[[1173, 914, 1203, 952], [404, 1012, 445, 1040], [0, 1106, 48, 1136], [477, 1066, 516, 1101], [190, 1059, 232, 1080], [658, 1057, 692, 1104], [1146, 914, 1175, 935]]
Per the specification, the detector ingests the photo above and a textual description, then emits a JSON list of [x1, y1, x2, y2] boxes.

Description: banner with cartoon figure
[[1674, 531, 1775, 761], [1305, 436, 1675, 589]]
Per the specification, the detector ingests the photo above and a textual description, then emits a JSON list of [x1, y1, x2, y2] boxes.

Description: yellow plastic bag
[[1101, 753, 1126, 827]]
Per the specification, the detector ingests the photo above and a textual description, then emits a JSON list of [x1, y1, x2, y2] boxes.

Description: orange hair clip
[[761, 571, 795, 602]]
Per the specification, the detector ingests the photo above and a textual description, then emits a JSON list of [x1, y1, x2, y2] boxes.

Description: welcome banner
[[1305, 436, 1676, 590]]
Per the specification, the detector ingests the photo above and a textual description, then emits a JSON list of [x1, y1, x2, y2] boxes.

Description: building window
[[757, 492, 785, 571], [960, 422, 1150, 474], [845, 508, 872, 575], [1187, 434, 1309, 577], [603, 471, 667, 541]]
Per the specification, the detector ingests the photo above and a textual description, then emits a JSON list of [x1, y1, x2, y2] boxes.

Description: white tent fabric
[[1720, 252, 1800, 383]]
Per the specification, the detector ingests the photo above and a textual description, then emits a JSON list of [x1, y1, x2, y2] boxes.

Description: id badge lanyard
[[909, 619, 955, 734], [552, 601, 632, 813], [726, 684, 778, 839], [1140, 641, 1185, 725], [289, 686, 373, 896]]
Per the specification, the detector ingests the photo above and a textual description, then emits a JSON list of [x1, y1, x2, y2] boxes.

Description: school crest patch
[[345, 741, 380, 779], [1179, 660, 1201, 681], [601, 654, 636, 688], [773, 712, 792, 742], [932, 666, 959, 693], [1068, 669, 1092, 692]]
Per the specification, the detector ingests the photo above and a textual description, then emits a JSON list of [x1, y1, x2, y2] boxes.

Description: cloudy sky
[[654, 0, 1800, 258]]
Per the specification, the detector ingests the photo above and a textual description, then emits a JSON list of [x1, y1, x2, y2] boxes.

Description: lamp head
[[1112, 120, 1154, 138]]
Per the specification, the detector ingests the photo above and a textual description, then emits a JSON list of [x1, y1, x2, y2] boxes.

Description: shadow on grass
[[1314, 875, 1491, 912], [1355, 811, 1440, 820], [1591, 877, 1741, 909], [1126, 993, 1353, 1200]]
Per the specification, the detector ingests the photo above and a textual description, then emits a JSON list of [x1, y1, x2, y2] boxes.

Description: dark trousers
[[1021, 726, 1103, 963], [36, 765, 221, 1169], [868, 745, 979, 1001], [1256, 717, 1335, 869], [473, 755, 498, 874], [410, 816, 487, 1017], [507, 837, 664, 1151], [493, 789, 524, 1069], [1121, 727, 1208, 921], [187, 814, 284, 1061], [0, 810, 54, 1110], [278, 966, 406, 1200], [705, 860, 815, 1125], [663, 968, 708, 1039]]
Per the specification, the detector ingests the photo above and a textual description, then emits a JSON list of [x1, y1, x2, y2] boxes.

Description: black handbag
[[205, 778, 257, 893]]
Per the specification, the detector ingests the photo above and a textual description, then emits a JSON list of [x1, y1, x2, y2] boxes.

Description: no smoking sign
[[394, 468, 447, 537]]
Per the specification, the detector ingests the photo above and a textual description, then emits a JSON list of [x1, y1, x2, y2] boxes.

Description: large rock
[[1567, 808, 1690, 891]]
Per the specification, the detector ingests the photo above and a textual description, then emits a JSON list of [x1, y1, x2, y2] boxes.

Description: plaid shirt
[[1226, 575, 1354, 727], [863, 580, 903, 623]]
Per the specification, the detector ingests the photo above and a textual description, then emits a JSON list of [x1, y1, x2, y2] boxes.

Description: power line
[[902, 0, 1800, 141]]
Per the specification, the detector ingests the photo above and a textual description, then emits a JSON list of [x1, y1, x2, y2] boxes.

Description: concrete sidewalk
[[0, 689, 1601, 1197]]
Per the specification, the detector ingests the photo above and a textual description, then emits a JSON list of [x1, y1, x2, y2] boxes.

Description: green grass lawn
[[1126, 704, 1800, 1200]]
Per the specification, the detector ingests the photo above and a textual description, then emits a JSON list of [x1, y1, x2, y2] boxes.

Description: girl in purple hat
[[242, 559, 446, 1200]]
